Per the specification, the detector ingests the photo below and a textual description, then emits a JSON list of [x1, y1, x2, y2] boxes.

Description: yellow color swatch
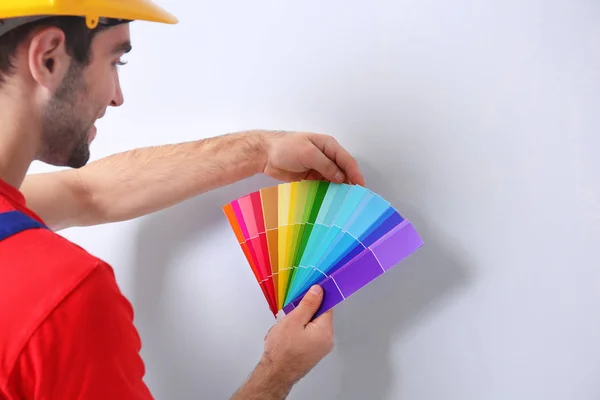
[[277, 183, 293, 306]]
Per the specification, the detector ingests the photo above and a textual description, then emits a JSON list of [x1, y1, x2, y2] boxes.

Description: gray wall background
[[32, 0, 600, 398]]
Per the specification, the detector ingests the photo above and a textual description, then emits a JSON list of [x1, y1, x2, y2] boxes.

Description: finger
[[305, 170, 325, 181], [302, 143, 346, 183], [289, 285, 324, 325], [309, 135, 366, 186], [309, 309, 333, 332]]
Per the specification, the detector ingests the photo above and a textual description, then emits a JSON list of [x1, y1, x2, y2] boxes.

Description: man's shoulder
[[0, 201, 103, 259], [0, 216, 107, 292], [0, 203, 111, 310], [0, 217, 119, 382]]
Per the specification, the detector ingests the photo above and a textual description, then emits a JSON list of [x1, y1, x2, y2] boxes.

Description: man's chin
[[67, 148, 91, 169], [60, 140, 91, 169], [38, 150, 90, 169]]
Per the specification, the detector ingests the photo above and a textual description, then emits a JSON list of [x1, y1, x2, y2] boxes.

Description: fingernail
[[335, 171, 344, 182], [309, 285, 322, 295]]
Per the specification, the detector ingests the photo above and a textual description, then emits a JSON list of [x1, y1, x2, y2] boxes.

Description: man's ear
[[27, 27, 71, 91]]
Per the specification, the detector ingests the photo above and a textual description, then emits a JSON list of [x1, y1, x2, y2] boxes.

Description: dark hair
[[0, 16, 106, 85]]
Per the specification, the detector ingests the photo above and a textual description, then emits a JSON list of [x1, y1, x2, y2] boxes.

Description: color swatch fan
[[222, 180, 424, 319]]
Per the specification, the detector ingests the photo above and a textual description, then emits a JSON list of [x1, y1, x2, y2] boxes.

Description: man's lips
[[89, 124, 97, 142]]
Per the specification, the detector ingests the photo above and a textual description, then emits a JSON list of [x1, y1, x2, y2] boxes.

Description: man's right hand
[[262, 284, 334, 383], [230, 285, 334, 399]]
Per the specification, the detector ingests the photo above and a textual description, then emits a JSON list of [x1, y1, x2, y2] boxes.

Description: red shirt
[[0, 179, 153, 399]]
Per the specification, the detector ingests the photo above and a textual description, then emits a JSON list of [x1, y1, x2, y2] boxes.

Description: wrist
[[256, 353, 297, 389], [247, 130, 285, 175], [230, 354, 295, 400]]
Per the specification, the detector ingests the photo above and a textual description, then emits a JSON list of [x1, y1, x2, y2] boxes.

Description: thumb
[[290, 285, 324, 325]]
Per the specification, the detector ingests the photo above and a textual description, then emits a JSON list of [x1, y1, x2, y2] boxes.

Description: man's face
[[38, 23, 130, 168]]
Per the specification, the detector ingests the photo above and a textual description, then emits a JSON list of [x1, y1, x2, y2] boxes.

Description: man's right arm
[[231, 285, 335, 400]]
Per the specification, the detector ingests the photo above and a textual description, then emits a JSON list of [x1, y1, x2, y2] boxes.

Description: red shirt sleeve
[[5, 263, 153, 400]]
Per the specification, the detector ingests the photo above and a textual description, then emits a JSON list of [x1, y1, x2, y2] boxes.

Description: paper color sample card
[[222, 180, 424, 319]]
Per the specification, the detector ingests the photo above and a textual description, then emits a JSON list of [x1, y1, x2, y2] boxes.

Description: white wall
[[28, 0, 600, 399]]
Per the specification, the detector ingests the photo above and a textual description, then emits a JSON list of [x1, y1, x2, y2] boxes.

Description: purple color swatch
[[282, 220, 424, 318], [334, 251, 383, 297], [371, 221, 424, 271]]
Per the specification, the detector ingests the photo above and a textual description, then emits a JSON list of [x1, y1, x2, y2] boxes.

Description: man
[[0, 2, 365, 399]]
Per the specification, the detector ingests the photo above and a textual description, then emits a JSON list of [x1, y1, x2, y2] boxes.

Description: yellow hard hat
[[0, 0, 177, 37]]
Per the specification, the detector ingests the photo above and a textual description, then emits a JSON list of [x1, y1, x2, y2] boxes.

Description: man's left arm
[[21, 130, 364, 231]]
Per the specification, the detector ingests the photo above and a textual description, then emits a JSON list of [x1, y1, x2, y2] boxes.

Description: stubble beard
[[39, 62, 94, 169]]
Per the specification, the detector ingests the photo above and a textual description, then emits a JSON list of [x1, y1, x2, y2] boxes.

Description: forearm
[[76, 130, 275, 225], [231, 357, 295, 400]]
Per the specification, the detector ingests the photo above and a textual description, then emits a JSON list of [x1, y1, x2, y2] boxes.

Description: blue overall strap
[[0, 210, 48, 241]]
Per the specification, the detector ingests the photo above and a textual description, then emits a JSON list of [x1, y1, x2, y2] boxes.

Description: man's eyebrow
[[112, 41, 132, 55]]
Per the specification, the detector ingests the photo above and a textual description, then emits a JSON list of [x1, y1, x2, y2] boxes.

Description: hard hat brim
[[0, 0, 178, 31]]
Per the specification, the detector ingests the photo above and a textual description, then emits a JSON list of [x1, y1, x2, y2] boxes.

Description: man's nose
[[110, 76, 124, 107]]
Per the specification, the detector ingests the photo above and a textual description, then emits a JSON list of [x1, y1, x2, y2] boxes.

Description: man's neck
[[0, 88, 40, 190]]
